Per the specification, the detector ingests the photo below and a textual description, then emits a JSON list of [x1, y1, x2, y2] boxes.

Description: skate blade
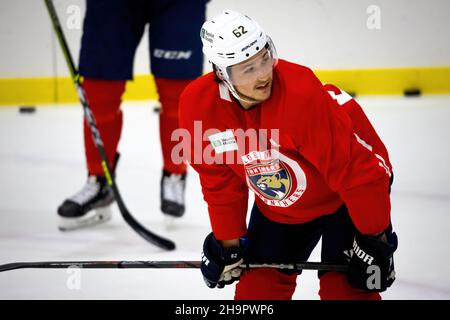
[[58, 206, 112, 231]]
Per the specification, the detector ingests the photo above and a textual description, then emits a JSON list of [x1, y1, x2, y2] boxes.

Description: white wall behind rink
[[1, 0, 449, 78]]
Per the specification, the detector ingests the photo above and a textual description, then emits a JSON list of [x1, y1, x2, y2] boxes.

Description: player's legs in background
[[319, 205, 381, 300], [153, 78, 189, 219], [149, 0, 208, 218], [57, 0, 147, 230], [82, 80, 124, 177], [235, 204, 322, 300]]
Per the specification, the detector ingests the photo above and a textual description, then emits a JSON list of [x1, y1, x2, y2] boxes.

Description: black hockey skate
[[57, 175, 114, 231], [160, 170, 186, 218]]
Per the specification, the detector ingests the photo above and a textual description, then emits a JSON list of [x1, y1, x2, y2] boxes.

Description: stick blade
[[0, 263, 27, 272]]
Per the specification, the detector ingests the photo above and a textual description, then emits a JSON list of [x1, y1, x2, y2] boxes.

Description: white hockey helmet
[[200, 10, 278, 98]]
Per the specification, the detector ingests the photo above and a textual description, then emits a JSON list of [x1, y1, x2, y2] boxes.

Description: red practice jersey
[[179, 59, 392, 240]]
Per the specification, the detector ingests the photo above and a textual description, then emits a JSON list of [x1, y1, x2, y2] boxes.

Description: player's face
[[229, 48, 274, 106]]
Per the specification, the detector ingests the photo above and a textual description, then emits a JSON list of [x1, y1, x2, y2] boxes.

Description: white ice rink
[[1, 96, 450, 299]]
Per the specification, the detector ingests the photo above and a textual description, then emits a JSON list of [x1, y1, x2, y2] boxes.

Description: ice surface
[[1, 96, 449, 299]]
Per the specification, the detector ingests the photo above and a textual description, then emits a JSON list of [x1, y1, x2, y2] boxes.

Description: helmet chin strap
[[223, 79, 262, 105]]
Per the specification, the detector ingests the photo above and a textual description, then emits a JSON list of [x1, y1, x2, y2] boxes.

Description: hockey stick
[[43, 0, 175, 251], [0, 260, 348, 273]]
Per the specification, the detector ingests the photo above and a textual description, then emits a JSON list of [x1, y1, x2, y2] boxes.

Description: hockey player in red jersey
[[178, 10, 398, 299]]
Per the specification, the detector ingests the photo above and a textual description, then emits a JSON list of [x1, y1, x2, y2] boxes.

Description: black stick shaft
[[43, 0, 175, 250], [0, 261, 348, 273]]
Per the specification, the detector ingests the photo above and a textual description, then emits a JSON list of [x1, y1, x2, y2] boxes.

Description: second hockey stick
[[44, 0, 175, 250], [0, 260, 348, 273]]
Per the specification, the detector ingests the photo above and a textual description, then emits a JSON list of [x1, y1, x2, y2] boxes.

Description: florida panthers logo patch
[[247, 161, 291, 200], [242, 149, 307, 207]]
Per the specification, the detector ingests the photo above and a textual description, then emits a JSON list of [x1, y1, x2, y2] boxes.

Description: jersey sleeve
[[178, 87, 248, 241], [294, 70, 391, 235], [323, 83, 393, 172], [191, 162, 249, 240]]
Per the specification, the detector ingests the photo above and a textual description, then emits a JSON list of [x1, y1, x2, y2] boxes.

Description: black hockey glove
[[348, 228, 398, 292], [201, 232, 244, 289]]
